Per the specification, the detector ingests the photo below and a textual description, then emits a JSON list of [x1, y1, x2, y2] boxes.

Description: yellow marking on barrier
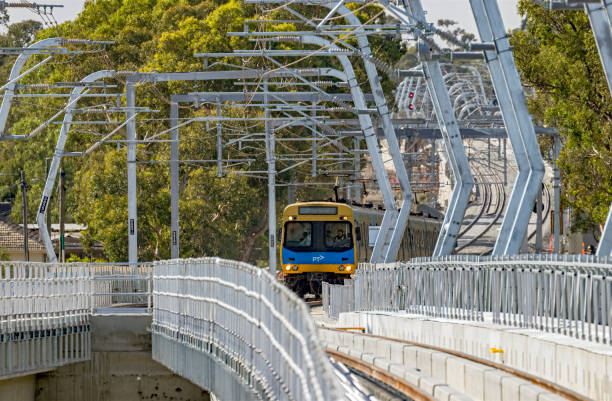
[[490, 347, 504, 354], [335, 327, 366, 332]]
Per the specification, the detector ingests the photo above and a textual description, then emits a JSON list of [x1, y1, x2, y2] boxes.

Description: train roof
[[282, 201, 442, 223], [282, 201, 353, 217]]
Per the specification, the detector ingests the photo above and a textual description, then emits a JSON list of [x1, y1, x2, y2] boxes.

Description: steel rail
[[455, 161, 507, 253], [326, 349, 436, 401], [324, 328, 590, 401], [456, 164, 491, 240]]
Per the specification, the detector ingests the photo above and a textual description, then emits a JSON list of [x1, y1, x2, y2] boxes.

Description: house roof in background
[[0, 219, 45, 252]]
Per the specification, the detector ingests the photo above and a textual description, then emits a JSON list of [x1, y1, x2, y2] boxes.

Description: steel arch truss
[[399, 0, 475, 256], [470, 0, 545, 255]]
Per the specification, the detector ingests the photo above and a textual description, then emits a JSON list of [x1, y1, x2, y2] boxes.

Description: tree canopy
[[512, 1, 612, 231]]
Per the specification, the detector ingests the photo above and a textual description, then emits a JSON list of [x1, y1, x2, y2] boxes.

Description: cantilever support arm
[[37, 70, 116, 262], [0, 37, 64, 139]]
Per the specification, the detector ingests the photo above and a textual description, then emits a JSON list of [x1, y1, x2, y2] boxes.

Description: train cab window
[[284, 222, 312, 248], [325, 222, 352, 251]]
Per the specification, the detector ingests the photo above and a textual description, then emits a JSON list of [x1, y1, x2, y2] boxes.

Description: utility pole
[[288, 173, 296, 204], [59, 168, 65, 263], [264, 79, 276, 277], [20, 170, 28, 261], [536, 184, 543, 253], [45, 158, 51, 240], [553, 133, 561, 253]]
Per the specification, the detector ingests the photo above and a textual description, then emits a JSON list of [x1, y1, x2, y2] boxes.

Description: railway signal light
[[408, 104, 414, 110], [409, 91, 415, 99]]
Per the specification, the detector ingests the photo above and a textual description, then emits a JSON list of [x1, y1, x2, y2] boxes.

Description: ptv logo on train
[[312, 254, 325, 262]]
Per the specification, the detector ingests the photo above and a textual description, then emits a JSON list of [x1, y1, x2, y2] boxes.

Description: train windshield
[[284, 221, 353, 252]]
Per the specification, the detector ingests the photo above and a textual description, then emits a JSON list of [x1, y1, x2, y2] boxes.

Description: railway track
[[455, 161, 507, 254], [329, 349, 433, 401], [319, 326, 590, 401]]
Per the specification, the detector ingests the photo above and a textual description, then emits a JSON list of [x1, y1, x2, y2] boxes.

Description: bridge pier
[[0, 374, 35, 401], [0, 313, 208, 401]]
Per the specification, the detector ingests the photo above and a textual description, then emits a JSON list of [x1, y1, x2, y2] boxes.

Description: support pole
[[45, 158, 51, 240], [312, 102, 317, 177], [126, 82, 138, 267], [585, 2, 612, 96], [353, 138, 361, 204], [288, 175, 296, 204], [536, 184, 542, 253], [0, 38, 63, 140], [170, 100, 179, 259], [265, 79, 277, 276], [430, 139, 436, 190], [553, 133, 561, 253], [59, 168, 65, 262], [335, 3, 413, 262], [299, 35, 397, 262], [216, 101, 223, 178], [20, 170, 28, 262]]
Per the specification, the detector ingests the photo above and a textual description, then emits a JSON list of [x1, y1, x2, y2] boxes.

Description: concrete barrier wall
[[32, 313, 207, 401], [338, 311, 610, 401], [0, 374, 35, 401], [320, 327, 567, 401]]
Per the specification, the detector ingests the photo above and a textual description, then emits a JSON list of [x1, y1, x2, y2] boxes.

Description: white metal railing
[[322, 280, 354, 320], [323, 254, 612, 345], [0, 261, 152, 378], [89, 263, 153, 312], [0, 262, 91, 377], [151, 257, 341, 401]]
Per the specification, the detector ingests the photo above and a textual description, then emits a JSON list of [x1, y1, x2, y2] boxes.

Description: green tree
[[512, 2, 612, 231]]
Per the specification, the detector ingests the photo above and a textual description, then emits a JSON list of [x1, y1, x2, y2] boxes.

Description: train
[[279, 201, 441, 297]]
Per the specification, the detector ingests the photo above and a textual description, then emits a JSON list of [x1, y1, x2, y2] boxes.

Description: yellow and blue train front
[[281, 248, 355, 275]]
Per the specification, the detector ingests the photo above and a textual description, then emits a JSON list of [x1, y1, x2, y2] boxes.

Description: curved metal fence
[[0, 262, 91, 378], [324, 254, 612, 345], [152, 257, 340, 401]]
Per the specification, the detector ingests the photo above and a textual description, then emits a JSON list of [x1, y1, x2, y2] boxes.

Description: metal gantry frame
[[469, 0, 545, 255], [403, 0, 474, 256], [166, 84, 363, 266], [37, 70, 118, 261], [57, 69, 362, 266], [197, 56, 398, 267], [237, 0, 417, 262], [4, 0, 603, 267]]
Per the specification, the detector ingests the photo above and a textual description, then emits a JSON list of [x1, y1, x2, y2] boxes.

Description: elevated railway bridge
[[2, 0, 612, 400]]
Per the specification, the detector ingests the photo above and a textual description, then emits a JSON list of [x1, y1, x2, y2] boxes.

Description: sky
[[5, 1, 523, 35]]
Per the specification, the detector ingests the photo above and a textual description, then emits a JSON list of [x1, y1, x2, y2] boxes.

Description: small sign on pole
[[368, 226, 379, 248]]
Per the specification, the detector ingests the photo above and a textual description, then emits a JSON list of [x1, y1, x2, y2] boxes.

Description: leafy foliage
[[512, 1, 612, 230]]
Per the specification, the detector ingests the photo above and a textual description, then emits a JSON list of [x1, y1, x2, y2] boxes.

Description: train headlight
[[285, 265, 291, 271], [338, 265, 345, 271], [292, 265, 299, 271], [346, 265, 352, 272]]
